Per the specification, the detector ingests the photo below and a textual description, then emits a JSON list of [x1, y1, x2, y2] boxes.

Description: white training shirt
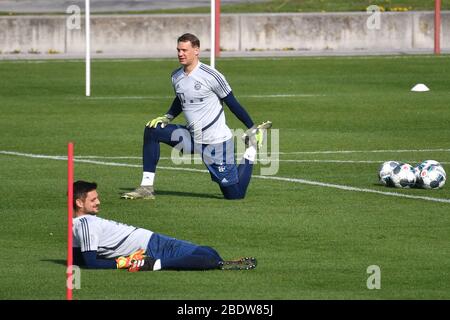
[[73, 215, 153, 259], [171, 61, 233, 144]]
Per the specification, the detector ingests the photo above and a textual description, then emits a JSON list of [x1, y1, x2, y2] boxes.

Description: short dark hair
[[73, 180, 97, 210], [178, 33, 200, 48]]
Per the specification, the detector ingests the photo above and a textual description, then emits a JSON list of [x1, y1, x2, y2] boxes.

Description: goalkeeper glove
[[146, 114, 173, 128], [128, 256, 156, 272], [115, 249, 146, 269], [242, 121, 272, 149]]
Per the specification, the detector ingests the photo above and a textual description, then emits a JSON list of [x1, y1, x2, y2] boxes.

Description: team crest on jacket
[[194, 81, 202, 90]]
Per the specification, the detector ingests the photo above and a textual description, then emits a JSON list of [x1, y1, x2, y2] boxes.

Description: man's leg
[[156, 245, 256, 271], [147, 234, 222, 270], [211, 139, 254, 200], [121, 124, 192, 199], [135, 234, 256, 272], [220, 156, 254, 200], [220, 120, 272, 200], [161, 246, 223, 270], [201, 140, 246, 200], [158, 245, 257, 271]]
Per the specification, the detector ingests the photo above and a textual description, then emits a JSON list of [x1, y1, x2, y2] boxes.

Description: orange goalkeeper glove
[[115, 249, 145, 269]]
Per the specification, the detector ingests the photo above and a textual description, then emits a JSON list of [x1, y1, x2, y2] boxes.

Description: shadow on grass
[[118, 187, 223, 200], [372, 183, 423, 190], [372, 183, 386, 187], [41, 259, 67, 266]]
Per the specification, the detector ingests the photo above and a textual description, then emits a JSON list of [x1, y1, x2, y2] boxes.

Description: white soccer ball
[[378, 161, 399, 186], [420, 164, 446, 189], [414, 160, 446, 186], [390, 163, 416, 188], [416, 160, 441, 174]]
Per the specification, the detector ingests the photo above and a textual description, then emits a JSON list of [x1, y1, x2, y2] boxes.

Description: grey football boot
[[219, 257, 257, 270], [121, 186, 155, 200]]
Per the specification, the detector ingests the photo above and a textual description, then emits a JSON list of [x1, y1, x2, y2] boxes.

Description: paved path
[[0, 49, 445, 61], [0, 0, 266, 13]]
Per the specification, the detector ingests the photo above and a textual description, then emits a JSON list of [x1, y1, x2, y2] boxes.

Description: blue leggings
[[143, 125, 253, 199], [147, 233, 223, 270]]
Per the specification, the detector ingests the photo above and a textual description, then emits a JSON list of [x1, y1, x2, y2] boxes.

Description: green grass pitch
[[0, 55, 450, 300]]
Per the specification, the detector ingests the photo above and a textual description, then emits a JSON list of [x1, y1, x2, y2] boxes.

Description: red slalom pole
[[435, 0, 441, 55], [67, 142, 74, 300], [215, 0, 221, 58]]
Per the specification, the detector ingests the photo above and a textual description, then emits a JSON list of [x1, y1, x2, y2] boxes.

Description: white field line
[[71, 93, 324, 100], [74, 148, 450, 157], [261, 159, 450, 164], [82, 96, 171, 100], [243, 94, 325, 98], [279, 148, 450, 155], [1, 150, 450, 204], [73, 155, 450, 165], [2, 151, 448, 165], [76, 156, 141, 159], [254, 175, 450, 204], [0, 151, 207, 173]]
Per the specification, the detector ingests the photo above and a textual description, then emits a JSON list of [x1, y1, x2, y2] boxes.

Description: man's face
[[177, 41, 199, 67], [77, 190, 100, 215]]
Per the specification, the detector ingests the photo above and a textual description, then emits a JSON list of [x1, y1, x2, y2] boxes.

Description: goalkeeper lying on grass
[[72, 180, 256, 272]]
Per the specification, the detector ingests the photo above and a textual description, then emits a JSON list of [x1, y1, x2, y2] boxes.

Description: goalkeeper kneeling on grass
[[72, 181, 256, 271], [121, 33, 272, 201]]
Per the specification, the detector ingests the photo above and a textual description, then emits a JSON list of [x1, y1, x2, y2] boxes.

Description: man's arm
[[222, 92, 254, 129], [74, 248, 146, 269], [166, 96, 183, 119], [80, 251, 117, 269], [146, 97, 183, 128]]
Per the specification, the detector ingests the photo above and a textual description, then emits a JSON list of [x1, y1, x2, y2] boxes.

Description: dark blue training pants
[[143, 124, 253, 199], [147, 233, 223, 270]]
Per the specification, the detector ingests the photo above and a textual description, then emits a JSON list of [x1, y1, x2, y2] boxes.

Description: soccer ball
[[390, 163, 416, 188], [414, 160, 446, 187], [420, 164, 446, 189], [378, 161, 399, 186], [420, 159, 441, 168], [414, 160, 441, 179]]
